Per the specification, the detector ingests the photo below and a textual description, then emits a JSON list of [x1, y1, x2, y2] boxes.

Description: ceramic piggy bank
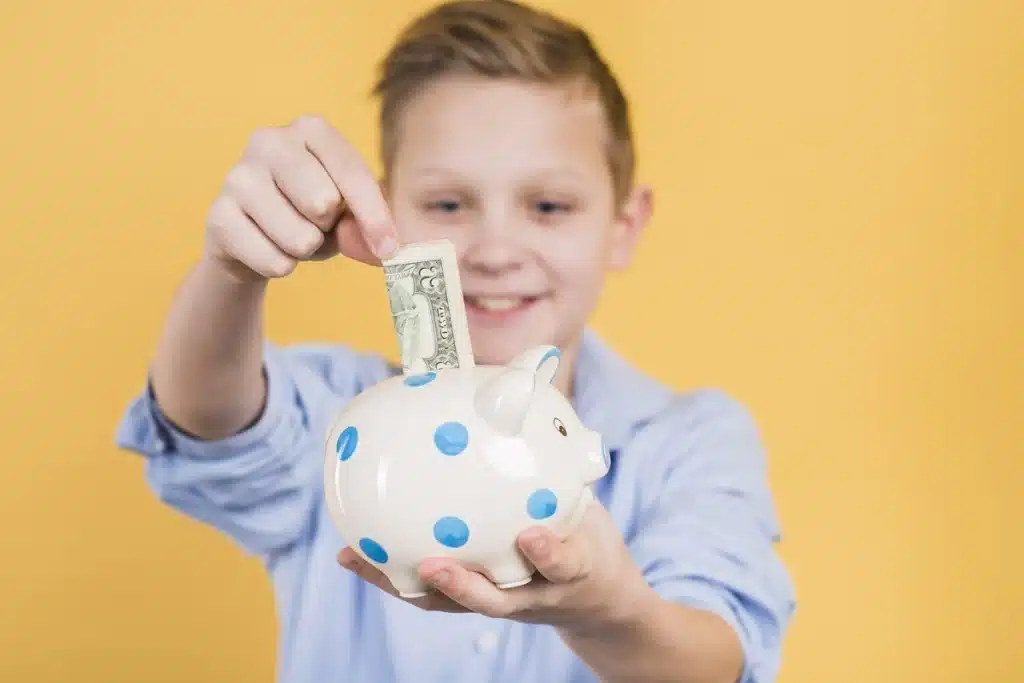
[[322, 345, 610, 598]]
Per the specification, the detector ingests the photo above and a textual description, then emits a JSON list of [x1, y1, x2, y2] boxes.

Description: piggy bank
[[322, 345, 610, 598]]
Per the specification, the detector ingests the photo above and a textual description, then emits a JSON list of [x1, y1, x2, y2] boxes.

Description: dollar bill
[[382, 239, 475, 374]]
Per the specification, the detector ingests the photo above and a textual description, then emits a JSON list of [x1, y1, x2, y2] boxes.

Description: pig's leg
[[389, 570, 429, 599], [486, 553, 535, 590]]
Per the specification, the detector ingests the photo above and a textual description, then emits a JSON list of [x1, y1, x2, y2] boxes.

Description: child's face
[[385, 76, 651, 367]]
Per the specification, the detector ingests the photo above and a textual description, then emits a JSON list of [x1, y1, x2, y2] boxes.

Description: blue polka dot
[[404, 372, 436, 387], [433, 516, 470, 548], [359, 537, 389, 564], [335, 426, 358, 461], [433, 421, 469, 456], [527, 488, 558, 520]]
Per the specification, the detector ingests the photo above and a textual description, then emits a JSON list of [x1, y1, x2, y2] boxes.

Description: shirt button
[[474, 631, 499, 653]]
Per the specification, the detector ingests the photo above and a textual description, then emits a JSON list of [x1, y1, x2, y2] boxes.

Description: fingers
[[209, 115, 398, 280], [337, 504, 618, 626], [419, 560, 516, 618], [289, 115, 399, 260], [316, 214, 380, 265], [340, 546, 578, 622], [337, 548, 470, 614], [206, 195, 298, 278], [337, 547, 400, 597], [222, 163, 325, 260], [518, 527, 592, 584], [250, 128, 343, 234], [339, 546, 520, 619]]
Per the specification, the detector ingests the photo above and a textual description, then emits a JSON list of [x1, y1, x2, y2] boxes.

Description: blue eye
[[429, 200, 461, 213], [535, 201, 567, 215]]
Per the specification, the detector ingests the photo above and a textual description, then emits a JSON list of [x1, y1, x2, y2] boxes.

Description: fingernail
[[376, 234, 398, 259], [529, 538, 547, 553], [430, 569, 451, 587]]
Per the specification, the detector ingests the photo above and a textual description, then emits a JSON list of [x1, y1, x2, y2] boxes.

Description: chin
[[464, 295, 562, 366], [468, 327, 555, 367], [470, 339, 529, 367]]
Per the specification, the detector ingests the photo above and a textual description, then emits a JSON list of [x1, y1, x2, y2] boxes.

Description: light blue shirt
[[115, 329, 795, 683]]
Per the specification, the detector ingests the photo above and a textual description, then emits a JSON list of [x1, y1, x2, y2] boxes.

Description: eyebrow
[[410, 167, 461, 179], [410, 166, 590, 183]]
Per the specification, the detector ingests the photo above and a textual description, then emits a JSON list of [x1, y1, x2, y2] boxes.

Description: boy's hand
[[337, 499, 657, 634], [204, 114, 399, 281]]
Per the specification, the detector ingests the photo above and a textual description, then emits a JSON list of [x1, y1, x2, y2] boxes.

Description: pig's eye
[[553, 418, 568, 436]]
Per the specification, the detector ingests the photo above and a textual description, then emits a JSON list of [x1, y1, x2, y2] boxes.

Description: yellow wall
[[1, 1, 1020, 681]]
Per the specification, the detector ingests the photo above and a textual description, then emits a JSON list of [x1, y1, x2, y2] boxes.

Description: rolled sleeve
[[628, 390, 797, 683], [114, 343, 327, 561]]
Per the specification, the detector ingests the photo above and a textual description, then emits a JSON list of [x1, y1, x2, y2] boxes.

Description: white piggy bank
[[323, 345, 610, 598]]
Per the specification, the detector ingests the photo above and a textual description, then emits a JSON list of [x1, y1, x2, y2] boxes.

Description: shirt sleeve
[[626, 389, 797, 683], [113, 341, 381, 564]]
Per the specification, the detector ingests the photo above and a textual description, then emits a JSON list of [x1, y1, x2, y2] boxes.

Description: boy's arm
[[115, 330, 381, 563], [353, 389, 797, 682], [115, 115, 397, 562], [148, 116, 397, 440], [150, 258, 268, 441], [563, 391, 797, 683], [114, 258, 378, 563]]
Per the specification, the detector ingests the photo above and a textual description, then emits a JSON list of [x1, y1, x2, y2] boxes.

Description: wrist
[[199, 252, 270, 290], [562, 574, 662, 640]]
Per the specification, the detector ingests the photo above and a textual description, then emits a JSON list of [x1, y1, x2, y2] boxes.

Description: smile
[[463, 295, 545, 323], [465, 296, 539, 312]]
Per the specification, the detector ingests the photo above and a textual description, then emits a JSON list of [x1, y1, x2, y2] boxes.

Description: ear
[[473, 367, 537, 437], [508, 345, 561, 386], [608, 184, 654, 271]]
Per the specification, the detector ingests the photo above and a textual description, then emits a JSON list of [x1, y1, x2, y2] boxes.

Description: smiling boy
[[115, 1, 796, 682]]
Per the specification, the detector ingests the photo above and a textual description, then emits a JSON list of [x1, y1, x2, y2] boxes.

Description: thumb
[[312, 214, 394, 266]]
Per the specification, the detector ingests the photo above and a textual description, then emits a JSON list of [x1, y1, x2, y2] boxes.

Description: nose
[[462, 238, 523, 275], [461, 204, 526, 275]]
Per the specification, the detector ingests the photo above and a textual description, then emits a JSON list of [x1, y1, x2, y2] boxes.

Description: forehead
[[391, 76, 610, 180]]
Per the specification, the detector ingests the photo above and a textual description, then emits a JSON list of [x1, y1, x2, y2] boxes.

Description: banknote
[[382, 239, 475, 374]]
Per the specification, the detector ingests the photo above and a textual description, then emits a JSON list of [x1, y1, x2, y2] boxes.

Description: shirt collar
[[383, 327, 674, 453], [572, 327, 675, 453]]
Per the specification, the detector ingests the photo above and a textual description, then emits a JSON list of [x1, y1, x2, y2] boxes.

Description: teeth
[[469, 297, 525, 311]]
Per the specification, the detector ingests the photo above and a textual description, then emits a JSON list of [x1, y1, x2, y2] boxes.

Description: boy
[[115, 1, 796, 682]]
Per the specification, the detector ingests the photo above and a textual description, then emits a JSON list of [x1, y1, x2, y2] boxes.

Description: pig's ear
[[508, 345, 561, 386], [473, 367, 536, 437]]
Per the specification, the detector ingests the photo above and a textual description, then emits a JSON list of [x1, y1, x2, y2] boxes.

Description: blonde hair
[[372, 0, 636, 203]]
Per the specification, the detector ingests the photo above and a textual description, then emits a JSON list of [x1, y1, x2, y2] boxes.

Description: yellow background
[[1, 0, 1020, 681]]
